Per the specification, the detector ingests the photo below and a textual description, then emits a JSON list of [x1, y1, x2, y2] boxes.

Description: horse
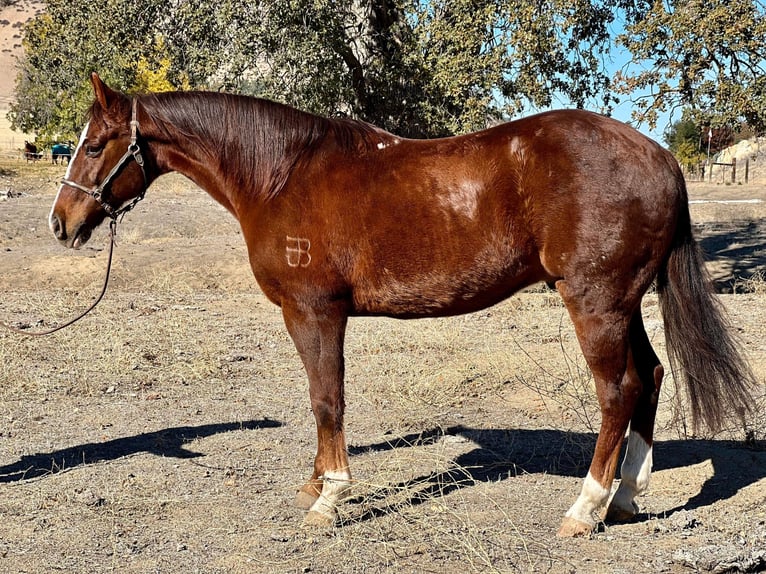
[[51, 143, 72, 165], [24, 141, 41, 162], [48, 73, 755, 537]]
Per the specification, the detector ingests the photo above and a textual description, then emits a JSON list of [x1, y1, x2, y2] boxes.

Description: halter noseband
[[61, 98, 149, 220]]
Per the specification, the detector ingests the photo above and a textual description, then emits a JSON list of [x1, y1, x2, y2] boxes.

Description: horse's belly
[[350, 256, 545, 318]]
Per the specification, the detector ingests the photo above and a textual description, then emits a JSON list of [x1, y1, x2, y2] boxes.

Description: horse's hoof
[[605, 500, 639, 523], [302, 509, 336, 528], [294, 490, 319, 510], [556, 516, 594, 538]]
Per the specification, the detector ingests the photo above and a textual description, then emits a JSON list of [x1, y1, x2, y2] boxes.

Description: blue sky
[[521, 77, 673, 147], [605, 48, 673, 145], [609, 91, 672, 145], [513, 15, 676, 147]]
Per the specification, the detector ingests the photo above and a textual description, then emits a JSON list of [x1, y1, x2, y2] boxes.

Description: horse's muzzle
[[50, 212, 92, 249], [50, 212, 65, 241]]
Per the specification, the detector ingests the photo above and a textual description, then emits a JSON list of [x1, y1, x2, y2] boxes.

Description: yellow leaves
[[21, 13, 53, 52], [131, 38, 191, 93], [133, 57, 175, 93], [674, 139, 706, 171]]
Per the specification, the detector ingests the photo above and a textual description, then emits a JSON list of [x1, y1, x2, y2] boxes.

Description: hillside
[[0, 0, 42, 150], [711, 137, 766, 185]]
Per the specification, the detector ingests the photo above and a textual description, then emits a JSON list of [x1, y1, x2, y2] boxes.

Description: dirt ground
[[0, 159, 765, 573]]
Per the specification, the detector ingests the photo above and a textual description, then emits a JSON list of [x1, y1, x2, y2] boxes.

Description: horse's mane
[[133, 91, 394, 200]]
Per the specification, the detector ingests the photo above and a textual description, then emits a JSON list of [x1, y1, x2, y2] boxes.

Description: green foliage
[[616, 0, 766, 132], [665, 119, 706, 172], [8, 0, 766, 140], [8, 0, 182, 140], [665, 118, 701, 152]]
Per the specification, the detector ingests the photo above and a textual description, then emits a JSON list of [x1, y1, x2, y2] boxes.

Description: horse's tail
[[657, 185, 756, 433]]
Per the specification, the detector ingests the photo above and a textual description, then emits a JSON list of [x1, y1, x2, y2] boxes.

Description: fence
[[0, 108, 36, 157], [1, 141, 44, 161], [710, 157, 749, 184]]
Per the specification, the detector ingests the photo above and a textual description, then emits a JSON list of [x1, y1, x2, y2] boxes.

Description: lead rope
[[0, 219, 117, 337]]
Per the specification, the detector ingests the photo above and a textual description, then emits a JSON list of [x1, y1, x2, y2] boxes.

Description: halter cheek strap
[[61, 98, 149, 220]]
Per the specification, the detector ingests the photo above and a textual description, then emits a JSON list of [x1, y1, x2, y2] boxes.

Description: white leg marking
[[49, 122, 89, 229], [308, 469, 352, 520], [610, 431, 652, 514], [565, 472, 610, 526]]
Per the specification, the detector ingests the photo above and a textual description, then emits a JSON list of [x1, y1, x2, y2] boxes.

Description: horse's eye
[[85, 144, 103, 157]]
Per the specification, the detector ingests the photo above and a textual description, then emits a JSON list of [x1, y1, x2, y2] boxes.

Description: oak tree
[[8, 0, 766, 141]]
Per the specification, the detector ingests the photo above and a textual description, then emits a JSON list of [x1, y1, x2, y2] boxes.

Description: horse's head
[[49, 73, 150, 248]]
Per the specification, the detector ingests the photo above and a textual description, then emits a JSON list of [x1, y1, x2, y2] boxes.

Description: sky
[[609, 93, 672, 146], [528, 85, 672, 146], [521, 77, 673, 147], [606, 49, 673, 146], [515, 16, 676, 147]]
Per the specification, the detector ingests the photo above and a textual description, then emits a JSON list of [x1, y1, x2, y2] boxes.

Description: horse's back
[[367, 110, 682, 289]]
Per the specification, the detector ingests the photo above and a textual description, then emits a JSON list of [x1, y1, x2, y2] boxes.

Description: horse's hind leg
[[282, 301, 352, 527], [555, 279, 644, 537], [606, 310, 664, 522]]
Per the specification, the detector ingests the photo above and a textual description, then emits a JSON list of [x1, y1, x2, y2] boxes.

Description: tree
[[9, 0, 766, 141], [665, 118, 700, 152], [8, 0, 176, 140], [9, 0, 630, 139], [157, 0, 624, 136], [615, 0, 766, 132], [665, 118, 705, 174]]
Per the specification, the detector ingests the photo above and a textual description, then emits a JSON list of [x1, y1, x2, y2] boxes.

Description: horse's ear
[[90, 72, 120, 110]]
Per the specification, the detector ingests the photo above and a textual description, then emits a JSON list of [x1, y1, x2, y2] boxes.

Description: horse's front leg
[[282, 301, 351, 527]]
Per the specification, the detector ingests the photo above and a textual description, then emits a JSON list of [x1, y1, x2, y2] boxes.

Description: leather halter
[[61, 98, 149, 220]]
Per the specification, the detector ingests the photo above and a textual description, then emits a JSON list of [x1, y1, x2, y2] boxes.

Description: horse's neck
[[145, 96, 318, 216], [143, 95, 378, 216], [148, 120, 243, 215]]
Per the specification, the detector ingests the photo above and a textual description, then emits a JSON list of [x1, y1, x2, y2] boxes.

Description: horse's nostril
[[50, 214, 65, 240]]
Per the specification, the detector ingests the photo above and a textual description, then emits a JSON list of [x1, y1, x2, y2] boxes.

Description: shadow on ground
[[696, 218, 766, 292], [0, 418, 281, 483], [1, 420, 763, 528], [346, 425, 766, 524]]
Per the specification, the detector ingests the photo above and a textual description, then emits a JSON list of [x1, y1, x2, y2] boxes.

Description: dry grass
[[0, 292, 226, 402], [732, 269, 766, 295]]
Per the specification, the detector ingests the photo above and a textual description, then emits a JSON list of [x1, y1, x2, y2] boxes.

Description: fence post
[[745, 158, 749, 183], [732, 157, 736, 183]]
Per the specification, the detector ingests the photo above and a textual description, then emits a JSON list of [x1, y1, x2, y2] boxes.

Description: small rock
[[667, 509, 701, 531]]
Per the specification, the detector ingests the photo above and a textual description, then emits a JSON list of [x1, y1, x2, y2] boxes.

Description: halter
[[61, 98, 149, 220]]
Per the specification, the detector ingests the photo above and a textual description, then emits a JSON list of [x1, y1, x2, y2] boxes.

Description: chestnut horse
[[49, 74, 754, 537]]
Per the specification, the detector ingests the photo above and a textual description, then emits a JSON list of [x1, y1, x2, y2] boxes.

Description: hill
[[711, 137, 766, 185], [0, 0, 42, 151]]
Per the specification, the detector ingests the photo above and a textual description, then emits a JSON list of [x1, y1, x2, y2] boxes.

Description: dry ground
[[0, 159, 765, 573]]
